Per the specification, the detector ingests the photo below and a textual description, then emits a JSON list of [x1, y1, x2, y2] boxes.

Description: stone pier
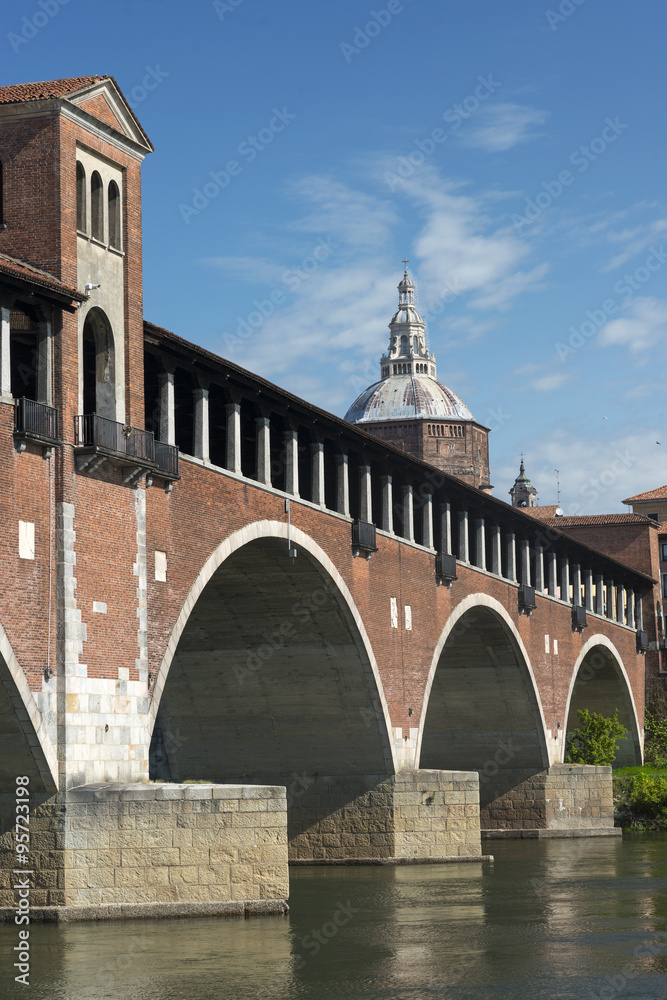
[[288, 770, 484, 863], [0, 783, 289, 921], [480, 764, 619, 838]]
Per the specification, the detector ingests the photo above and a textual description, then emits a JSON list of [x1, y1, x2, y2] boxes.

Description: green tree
[[565, 708, 627, 766], [644, 710, 667, 765]]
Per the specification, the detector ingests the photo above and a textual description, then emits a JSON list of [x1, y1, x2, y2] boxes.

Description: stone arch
[[0, 622, 57, 796], [417, 594, 550, 823], [149, 521, 396, 852], [82, 307, 116, 420], [563, 635, 642, 766]]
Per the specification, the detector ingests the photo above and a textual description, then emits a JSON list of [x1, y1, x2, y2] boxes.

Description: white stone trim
[[0, 621, 58, 791], [415, 592, 551, 768], [561, 633, 642, 762], [149, 520, 397, 773]]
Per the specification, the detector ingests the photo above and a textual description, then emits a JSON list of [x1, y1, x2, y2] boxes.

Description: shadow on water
[[2, 834, 667, 999]]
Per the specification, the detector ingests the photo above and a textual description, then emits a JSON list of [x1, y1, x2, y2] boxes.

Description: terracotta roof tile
[[0, 252, 85, 302], [0, 76, 108, 105], [622, 485, 667, 503], [524, 505, 560, 520], [542, 513, 657, 527]]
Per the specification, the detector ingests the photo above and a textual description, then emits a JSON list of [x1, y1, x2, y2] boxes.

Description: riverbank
[[613, 765, 667, 829]]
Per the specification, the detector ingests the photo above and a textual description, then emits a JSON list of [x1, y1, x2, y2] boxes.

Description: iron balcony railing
[[75, 413, 155, 463], [518, 585, 537, 613], [572, 604, 587, 630], [435, 551, 457, 582], [153, 439, 179, 479], [14, 397, 60, 444], [352, 519, 378, 552]]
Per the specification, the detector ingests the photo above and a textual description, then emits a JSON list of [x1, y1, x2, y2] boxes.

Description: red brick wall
[[145, 458, 645, 740], [0, 406, 55, 690]]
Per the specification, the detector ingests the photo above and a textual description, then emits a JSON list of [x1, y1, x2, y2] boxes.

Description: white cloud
[[598, 297, 667, 352], [495, 430, 664, 515], [460, 103, 549, 152], [213, 169, 549, 412], [529, 372, 569, 392], [600, 218, 667, 271]]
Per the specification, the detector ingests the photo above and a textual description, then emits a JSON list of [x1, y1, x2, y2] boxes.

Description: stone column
[[506, 532, 517, 582], [617, 585, 625, 625], [490, 524, 501, 575], [439, 502, 452, 555], [627, 590, 635, 629], [284, 428, 299, 497], [520, 539, 531, 586], [422, 489, 434, 549], [547, 552, 558, 597], [193, 386, 210, 463], [535, 544, 544, 592], [474, 518, 486, 570], [0, 305, 10, 399], [360, 464, 372, 523], [225, 401, 242, 475], [381, 475, 393, 533], [584, 569, 594, 612], [158, 371, 175, 445], [572, 564, 582, 606], [37, 317, 53, 405], [336, 452, 349, 516], [458, 508, 469, 563], [594, 574, 604, 616], [311, 441, 325, 506], [256, 416, 271, 485], [635, 593, 643, 630], [402, 484, 415, 542], [561, 557, 570, 604], [606, 580, 615, 620]]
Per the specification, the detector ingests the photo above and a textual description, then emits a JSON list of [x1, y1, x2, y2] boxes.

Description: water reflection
[[1, 835, 667, 999]]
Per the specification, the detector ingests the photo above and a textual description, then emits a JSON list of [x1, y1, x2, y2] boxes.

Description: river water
[[2, 835, 667, 999]]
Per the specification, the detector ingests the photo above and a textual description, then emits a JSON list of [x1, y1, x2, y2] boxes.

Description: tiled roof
[[0, 252, 85, 302], [622, 485, 667, 503], [524, 505, 560, 520], [542, 513, 657, 527], [0, 76, 107, 105]]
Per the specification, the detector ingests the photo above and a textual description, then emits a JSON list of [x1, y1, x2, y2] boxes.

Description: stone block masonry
[[0, 783, 289, 921], [480, 764, 616, 834], [288, 770, 482, 863]]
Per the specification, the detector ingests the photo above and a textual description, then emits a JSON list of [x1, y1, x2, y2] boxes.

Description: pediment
[[66, 78, 153, 152]]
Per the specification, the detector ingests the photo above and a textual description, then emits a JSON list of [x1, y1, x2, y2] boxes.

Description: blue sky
[[6, 0, 667, 511]]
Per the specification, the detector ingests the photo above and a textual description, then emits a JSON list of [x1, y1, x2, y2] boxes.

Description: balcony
[[74, 414, 180, 487], [435, 551, 457, 583], [351, 519, 378, 554], [572, 604, 587, 631], [153, 439, 180, 481], [14, 397, 60, 450], [518, 585, 537, 614]]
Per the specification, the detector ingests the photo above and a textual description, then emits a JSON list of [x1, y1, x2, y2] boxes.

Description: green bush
[[644, 710, 667, 765], [565, 708, 627, 766], [626, 772, 667, 820]]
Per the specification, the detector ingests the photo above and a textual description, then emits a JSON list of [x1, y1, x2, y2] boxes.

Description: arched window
[[76, 161, 86, 232], [108, 180, 121, 249], [91, 171, 103, 242], [400, 335, 407, 354], [82, 308, 115, 419]]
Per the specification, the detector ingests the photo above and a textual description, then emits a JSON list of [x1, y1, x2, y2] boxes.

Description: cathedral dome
[[345, 374, 474, 424]]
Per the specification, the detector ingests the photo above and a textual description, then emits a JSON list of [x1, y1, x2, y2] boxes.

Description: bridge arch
[[417, 595, 550, 819], [563, 635, 642, 766], [149, 521, 396, 850], [0, 622, 58, 796]]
